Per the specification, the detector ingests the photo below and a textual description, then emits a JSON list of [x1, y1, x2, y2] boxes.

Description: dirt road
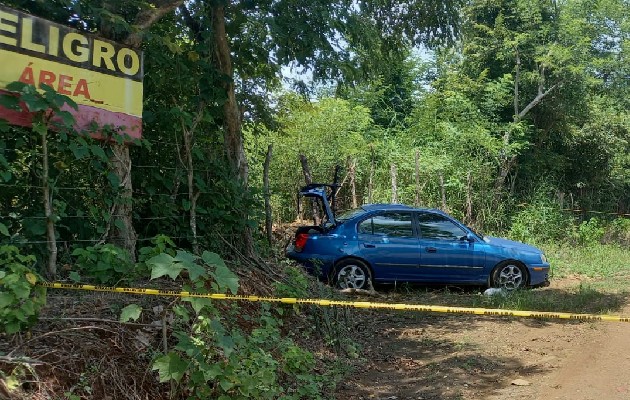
[[336, 281, 630, 400], [531, 306, 630, 400]]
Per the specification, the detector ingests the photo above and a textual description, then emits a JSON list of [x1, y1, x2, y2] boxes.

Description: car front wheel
[[333, 259, 372, 290], [492, 261, 527, 290]]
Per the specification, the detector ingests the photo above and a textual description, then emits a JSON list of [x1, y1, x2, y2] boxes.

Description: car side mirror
[[463, 233, 476, 242]]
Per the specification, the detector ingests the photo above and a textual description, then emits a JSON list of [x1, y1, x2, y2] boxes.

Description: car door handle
[[426, 247, 437, 253], [363, 243, 376, 248]]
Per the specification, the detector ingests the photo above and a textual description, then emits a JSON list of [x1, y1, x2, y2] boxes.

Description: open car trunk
[[291, 183, 339, 249], [297, 183, 337, 228]]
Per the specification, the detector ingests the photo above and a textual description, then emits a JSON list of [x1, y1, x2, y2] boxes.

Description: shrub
[[0, 245, 46, 334], [572, 218, 605, 246], [142, 249, 335, 399], [603, 218, 630, 246], [72, 244, 134, 284], [508, 200, 573, 243]]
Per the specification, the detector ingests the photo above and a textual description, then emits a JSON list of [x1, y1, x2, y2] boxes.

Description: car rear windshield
[[336, 207, 367, 223]]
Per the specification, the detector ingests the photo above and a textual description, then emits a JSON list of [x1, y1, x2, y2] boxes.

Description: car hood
[[484, 236, 542, 254]]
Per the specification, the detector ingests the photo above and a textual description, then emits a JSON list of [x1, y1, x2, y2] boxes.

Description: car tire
[[491, 261, 527, 290], [333, 259, 372, 290]]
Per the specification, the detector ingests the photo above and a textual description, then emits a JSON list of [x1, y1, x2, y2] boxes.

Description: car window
[[417, 213, 466, 240], [336, 207, 367, 222], [358, 212, 414, 237]]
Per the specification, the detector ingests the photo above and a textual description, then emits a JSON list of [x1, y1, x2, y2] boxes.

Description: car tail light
[[295, 233, 309, 252]]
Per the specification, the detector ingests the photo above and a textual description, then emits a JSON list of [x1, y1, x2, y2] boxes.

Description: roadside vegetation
[[1, 0, 628, 398]]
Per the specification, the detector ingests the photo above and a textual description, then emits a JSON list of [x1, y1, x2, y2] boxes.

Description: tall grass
[[544, 243, 630, 282]]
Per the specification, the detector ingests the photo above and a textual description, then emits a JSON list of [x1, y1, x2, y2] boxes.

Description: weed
[[0, 245, 46, 334], [544, 243, 630, 281]]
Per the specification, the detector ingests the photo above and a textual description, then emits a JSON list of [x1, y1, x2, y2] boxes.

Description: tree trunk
[[100, 0, 184, 261], [414, 149, 421, 207], [390, 163, 398, 204], [263, 144, 273, 246], [349, 158, 358, 208], [212, 3, 255, 258], [107, 144, 137, 260], [368, 145, 375, 204], [40, 122, 57, 278], [181, 116, 200, 254], [439, 172, 447, 211], [465, 171, 473, 224], [212, 5, 248, 184], [299, 154, 320, 225]]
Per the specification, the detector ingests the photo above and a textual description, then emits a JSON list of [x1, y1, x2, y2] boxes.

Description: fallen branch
[[0, 355, 44, 365], [39, 317, 158, 328]]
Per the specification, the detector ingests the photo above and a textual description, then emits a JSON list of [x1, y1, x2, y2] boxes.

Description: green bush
[[572, 218, 605, 246], [604, 218, 630, 246], [0, 245, 46, 334], [142, 249, 335, 399], [508, 200, 573, 243], [72, 244, 134, 284]]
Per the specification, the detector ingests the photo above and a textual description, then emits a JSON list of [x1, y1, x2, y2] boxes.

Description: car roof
[[361, 204, 445, 214]]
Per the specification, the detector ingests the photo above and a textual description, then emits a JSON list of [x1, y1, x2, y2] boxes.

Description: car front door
[[416, 212, 485, 283], [357, 211, 421, 282]]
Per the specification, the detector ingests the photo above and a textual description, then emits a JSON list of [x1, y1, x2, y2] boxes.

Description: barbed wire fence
[[0, 138, 248, 269], [1, 136, 629, 271]]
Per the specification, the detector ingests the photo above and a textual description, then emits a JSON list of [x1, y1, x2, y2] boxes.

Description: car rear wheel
[[492, 261, 527, 290], [333, 259, 372, 290]]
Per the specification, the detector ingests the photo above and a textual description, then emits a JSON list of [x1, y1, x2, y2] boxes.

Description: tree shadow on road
[[335, 282, 629, 399]]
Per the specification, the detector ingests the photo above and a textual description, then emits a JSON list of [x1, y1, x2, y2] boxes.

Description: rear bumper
[[286, 245, 335, 277]]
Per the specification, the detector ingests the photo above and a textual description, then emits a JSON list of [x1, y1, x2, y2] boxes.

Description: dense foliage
[[0, 0, 628, 397]]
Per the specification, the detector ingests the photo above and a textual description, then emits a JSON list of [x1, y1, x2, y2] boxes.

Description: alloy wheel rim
[[337, 265, 366, 289], [498, 264, 523, 290]]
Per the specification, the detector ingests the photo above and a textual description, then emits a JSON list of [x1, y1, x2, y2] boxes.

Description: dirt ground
[[3, 277, 630, 399], [336, 279, 630, 400]]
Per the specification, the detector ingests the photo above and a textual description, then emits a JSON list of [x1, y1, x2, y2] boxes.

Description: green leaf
[[201, 251, 227, 269], [148, 253, 182, 280], [0, 222, 9, 237], [182, 199, 191, 211], [185, 262, 207, 282], [210, 264, 239, 295], [107, 172, 120, 188], [0, 94, 21, 110], [0, 292, 14, 308], [202, 363, 224, 380], [152, 352, 188, 383], [69, 143, 90, 159], [90, 145, 107, 160], [6, 81, 28, 92], [184, 297, 214, 314], [120, 304, 142, 322], [69, 271, 81, 282], [22, 93, 48, 112], [5, 375, 20, 390], [32, 122, 47, 135], [219, 379, 234, 391], [55, 110, 75, 127], [174, 250, 197, 268]]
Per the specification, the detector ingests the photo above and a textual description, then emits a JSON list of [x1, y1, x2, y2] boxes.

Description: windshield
[[463, 223, 485, 240], [335, 207, 367, 223]]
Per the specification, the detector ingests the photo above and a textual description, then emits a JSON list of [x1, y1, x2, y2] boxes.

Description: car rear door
[[357, 211, 421, 281], [416, 212, 485, 282]]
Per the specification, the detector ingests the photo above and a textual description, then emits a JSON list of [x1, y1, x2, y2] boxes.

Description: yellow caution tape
[[39, 282, 630, 322]]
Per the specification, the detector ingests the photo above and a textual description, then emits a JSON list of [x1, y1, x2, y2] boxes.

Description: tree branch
[[518, 83, 558, 119], [123, 0, 185, 47]]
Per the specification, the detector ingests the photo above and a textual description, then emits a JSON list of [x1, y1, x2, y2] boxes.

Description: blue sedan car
[[287, 185, 550, 290]]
